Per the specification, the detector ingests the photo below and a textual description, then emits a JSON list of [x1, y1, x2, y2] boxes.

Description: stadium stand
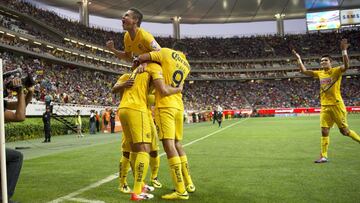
[[0, 0, 359, 111]]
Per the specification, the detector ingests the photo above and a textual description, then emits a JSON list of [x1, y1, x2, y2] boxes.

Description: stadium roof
[[33, 0, 360, 24]]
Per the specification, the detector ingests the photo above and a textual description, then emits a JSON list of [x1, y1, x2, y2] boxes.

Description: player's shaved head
[[129, 7, 143, 26]]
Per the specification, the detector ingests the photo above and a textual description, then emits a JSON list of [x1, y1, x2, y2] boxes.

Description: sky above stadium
[[25, 0, 307, 38]]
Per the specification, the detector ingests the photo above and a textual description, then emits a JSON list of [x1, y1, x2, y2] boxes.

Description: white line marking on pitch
[[67, 197, 105, 203], [48, 118, 248, 203]]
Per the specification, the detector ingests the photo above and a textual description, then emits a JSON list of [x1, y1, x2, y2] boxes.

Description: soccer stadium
[[1, 0, 359, 202]]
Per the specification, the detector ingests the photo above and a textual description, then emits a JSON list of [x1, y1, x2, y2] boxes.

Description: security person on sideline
[[42, 107, 51, 143]]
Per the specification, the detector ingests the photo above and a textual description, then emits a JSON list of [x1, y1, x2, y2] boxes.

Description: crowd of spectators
[[2, 50, 359, 110], [191, 56, 360, 71], [183, 78, 360, 110], [1, 51, 117, 106], [1, 0, 360, 111], [2, 0, 124, 49], [0, 32, 127, 73], [2, 0, 360, 61]]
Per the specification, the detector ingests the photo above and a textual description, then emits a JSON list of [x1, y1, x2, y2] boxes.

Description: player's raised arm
[[340, 38, 350, 72], [106, 40, 132, 62], [292, 49, 315, 77]]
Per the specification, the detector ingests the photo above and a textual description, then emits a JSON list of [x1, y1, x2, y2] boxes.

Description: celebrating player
[[106, 7, 163, 196], [134, 41, 196, 200], [293, 39, 360, 163]]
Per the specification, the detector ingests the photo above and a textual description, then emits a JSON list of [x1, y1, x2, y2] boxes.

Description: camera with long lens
[[3, 68, 35, 96]]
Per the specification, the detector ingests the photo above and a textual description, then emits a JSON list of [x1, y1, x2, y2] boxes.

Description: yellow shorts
[[121, 132, 131, 152], [155, 108, 183, 141], [149, 114, 160, 151], [320, 104, 348, 129], [119, 108, 151, 144]]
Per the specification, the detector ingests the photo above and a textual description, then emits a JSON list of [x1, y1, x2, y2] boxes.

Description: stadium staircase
[[52, 105, 78, 133]]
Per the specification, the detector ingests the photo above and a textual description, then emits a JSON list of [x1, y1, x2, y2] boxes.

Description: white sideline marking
[[68, 197, 105, 203], [48, 119, 248, 203], [48, 174, 117, 203]]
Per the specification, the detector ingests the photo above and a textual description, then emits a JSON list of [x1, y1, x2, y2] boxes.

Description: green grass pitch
[[9, 115, 360, 203]]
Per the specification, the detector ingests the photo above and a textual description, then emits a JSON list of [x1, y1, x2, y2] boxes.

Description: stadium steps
[[52, 105, 82, 133], [52, 113, 78, 133]]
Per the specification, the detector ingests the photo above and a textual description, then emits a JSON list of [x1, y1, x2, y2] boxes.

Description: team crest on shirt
[[320, 77, 332, 85], [146, 133, 151, 139]]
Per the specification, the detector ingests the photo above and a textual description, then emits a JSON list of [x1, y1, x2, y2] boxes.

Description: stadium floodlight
[[70, 40, 77, 43], [65, 50, 71, 54], [85, 44, 92, 48], [80, 54, 86, 57], [72, 52, 79, 56], [19, 37, 28, 41], [33, 41, 42, 45], [5, 33, 15, 37], [64, 38, 70, 41], [56, 48, 63, 51], [46, 45, 54, 49], [0, 31, 4, 34], [275, 13, 285, 18], [78, 42, 84, 46]]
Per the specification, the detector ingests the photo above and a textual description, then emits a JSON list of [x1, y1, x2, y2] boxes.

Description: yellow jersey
[[124, 27, 161, 57], [119, 63, 163, 112], [313, 66, 344, 106], [115, 73, 130, 111], [149, 48, 190, 110], [75, 115, 82, 125]]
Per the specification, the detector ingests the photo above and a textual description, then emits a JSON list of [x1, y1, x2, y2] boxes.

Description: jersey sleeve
[[333, 66, 343, 77], [147, 63, 163, 81], [149, 48, 166, 64], [116, 74, 130, 85], [312, 70, 320, 78], [143, 31, 161, 51]]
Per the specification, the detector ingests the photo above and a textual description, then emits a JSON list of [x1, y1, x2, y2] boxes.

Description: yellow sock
[[119, 156, 130, 185], [180, 155, 194, 186], [133, 152, 149, 194], [321, 137, 329, 158], [150, 155, 160, 180], [129, 152, 137, 174], [168, 156, 186, 193], [348, 130, 360, 143]]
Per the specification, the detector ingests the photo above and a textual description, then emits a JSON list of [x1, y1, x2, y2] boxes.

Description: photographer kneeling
[[1, 76, 34, 203]]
